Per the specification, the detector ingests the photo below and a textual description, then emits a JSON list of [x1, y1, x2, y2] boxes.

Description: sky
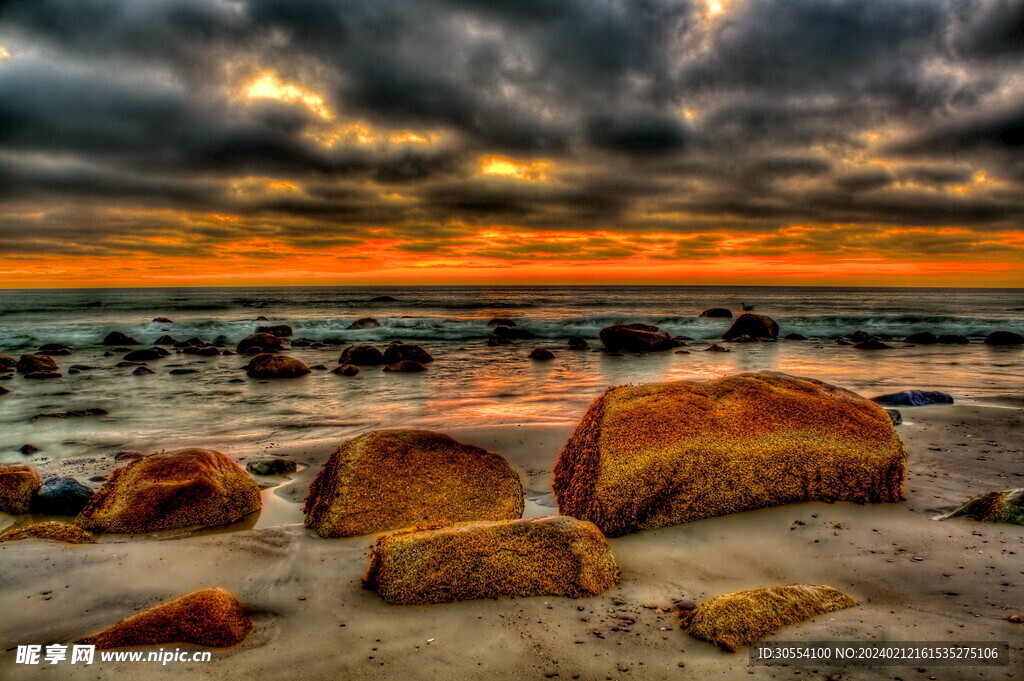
[[1, 0, 1022, 288]]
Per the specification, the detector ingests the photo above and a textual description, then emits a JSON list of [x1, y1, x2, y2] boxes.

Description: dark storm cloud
[[1, 0, 1023, 260]]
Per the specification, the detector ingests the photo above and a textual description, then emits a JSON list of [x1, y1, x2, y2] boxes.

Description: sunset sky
[[1, 0, 1022, 288]]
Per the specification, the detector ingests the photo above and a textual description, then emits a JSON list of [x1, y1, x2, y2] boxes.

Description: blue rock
[[33, 476, 93, 516], [872, 390, 954, 407]]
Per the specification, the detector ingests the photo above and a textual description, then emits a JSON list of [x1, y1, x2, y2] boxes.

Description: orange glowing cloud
[[243, 71, 333, 119], [479, 156, 551, 182]]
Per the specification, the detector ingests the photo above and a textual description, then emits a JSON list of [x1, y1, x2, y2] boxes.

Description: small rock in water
[[246, 458, 299, 476], [703, 343, 730, 352], [133, 366, 155, 375], [332, 364, 360, 376], [19, 444, 41, 455], [872, 390, 954, 407], [529, 348, 555, 360]]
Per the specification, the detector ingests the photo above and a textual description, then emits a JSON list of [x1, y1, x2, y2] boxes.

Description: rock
[[31, 408, 108, 422], [553, 372, 906, 537], [871, 390, 954, 407], [256, 324, 293, 337], [488, 318, 517, 328], [256, 315, 269, 321], [32, 476, 93, 515], [885, 409, 902, 425], [853, 339, 894, 350], [152, 317, 174, 323], [246, 354, 310, 378], [382, 342, 434, 364], [321, 336, 347, 345], [291, 338, 312, 347], [182, 345, 220, 356], [18, 444, 40, 455], [214, 335, 229, 347], [174, 336, 207, 348], [24, 371, 63, 380], [835, 339, 850, 345], [347, 317, 381, 329], [568, 336, 589, 350], [904, 331, 938, 344], [599, 323, 674, 352], [304, 430, 524, 538], [0, 464, 42, 513], [383, 360, 426, 373], [370, 296, 398, 303], [103, 331, 140, 346], [938, 489, 1023, 526], [529, 348, 555, 360], [699, 308, 733, 318], [1007, 614, 1022, 624], [703, 343, 730, 352], [310, 364, 328, 371], [154, 334, 177, 345], [0, 521, 95, 544], [339, 345, 385, 365], [85, 301, 103, 307], [0, 355, 16, 371], [114, 450, 145, 461], [0, 386, 8, 395], [77, 448, 261, 533], [362, 516, 619, 604], [936, 334, 969, 344], [684, 585, 857, 651], [246, 458, 298, 476], [124, 348, 165, 361], [78, 588, 253, 649], [37, 343, 73, 356], [784, 333, 807, 340], [722, 314, 779, 341], [848, 330, 877, 343], [69, 364, 96, 372], [487, 335, 511, 346], [17, 354, 58, 374], [985, 330, 1024, 346], [169, 368, 199, 375], [332, 364, 360, 376], [236, 333, 286, 354]]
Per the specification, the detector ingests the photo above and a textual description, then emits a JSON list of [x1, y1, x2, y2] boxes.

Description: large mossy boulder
[[78, 588, 252, 649], [938, 489, 1023, 526], [683, 585, 857, 651], [362, 516, 620, 604], [16, 354, 58, 375], [236, 333, 285, 354], [722, 313, 779, 341], [553, 372, 906, 537], [0, 521, 95, 544], [599, 323, 674, 352], [76, 448, 261, 533], [246, 353, 310, 378], [0, 464, 43, 513], [304, 430, 524, 538]]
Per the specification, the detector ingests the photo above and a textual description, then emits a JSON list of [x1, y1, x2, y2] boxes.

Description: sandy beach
[[2, 400, 1021, 681]]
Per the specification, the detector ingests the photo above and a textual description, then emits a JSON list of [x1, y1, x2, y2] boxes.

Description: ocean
[[1, 285, 1022, 463]]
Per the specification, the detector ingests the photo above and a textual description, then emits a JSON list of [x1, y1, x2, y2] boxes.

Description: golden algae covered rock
[[554, 372, 905, 536], [304, 430, 523, 538], [684, 585, 857, 651], [78, 588, 252, 648], [0, 521, 95, 544], [363, 516, 619, 604], [76, 448, 261, 533], [0, 464, 42, 513]]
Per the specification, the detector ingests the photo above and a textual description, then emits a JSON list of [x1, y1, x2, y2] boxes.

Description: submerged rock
[[871, 390, 953, 407], [0, 355, 16, 371], [0, 521, 95, 544], [938, 489, 1023, 526], [854, 339, 894, 350], [347, 317, 381, 329], [182, 345, 220, 356], [103, 332, 140, 346], [256, 324, 293, 337], [722, 314, 779, 341], [133, 366, 155, 376], [703, 343, 730, 352], [382, 342, 434, 364], [488, 318, 517, 327], [339, 345, 385, 365], [699, 308, 732, 318], [984, 330, 1024, 346], [599, 323, 675, 352], [383, 360, 426, 373], [568, 336, 589, 350], [236, 333, 285, 354], [32, 476, 93, 515], [152, 317, 174, 323], [76, 448, 261, 533], [332, 364, 360, 376], [904, 331, 938, 344], [304, 430, 523, 538], [0, 464, 43, 513], [529, 348, 555, 360], [683, 585, 857, 651], [37, 343, 74, 356], [17, 354, 58, 375], [31, 408, 108, 422], [246, 354, 310, 378], [124, 348, 165, 361], [784, 333, 807, 340], [246, 458, 298, 475], [553, 372, 906, 536], [154, 335, 177, 345], [362, 516, 619, 604], [370, 295, 398, 303], [936, 334, 969, 344], [78, 588, 253, 649]]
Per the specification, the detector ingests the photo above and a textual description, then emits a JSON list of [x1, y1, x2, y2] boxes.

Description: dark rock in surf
[[529, 348, 555, 360], [488, 318, 517, 328], [722, 314, 779, 342], [339, 345, 385, 365], [848, 330, 877, 343], [904, 332, 938, 344], [133, 366, 155, 376], [985, 330, 1024, 346], [37, 344, 73, 356], [704, 343, 731, 352], [256, 324, 293, 337], [854, 339, 893, 350], [237, 333, 285, 354], [154, 335, 177, 345], [382, 342, 433, 364], [785, 333, 807, 341], [153, 317, 174, 324], [17, 354, 58, 374], [369, 296, 398, 303], [699, 308, 732, 318], [872, 390, 953, 407], [246, 354, 310, 379], [124, 348, 165, 362], [599, 324, 675, 352], [182, 345, 220, 356], [383, 360, 426, 373], [568, 336, 589, 350], [33, 476, 94, 516], [103, 332, 140, 346], [332, 364, 360, 376], [347, 318, 381, 330]]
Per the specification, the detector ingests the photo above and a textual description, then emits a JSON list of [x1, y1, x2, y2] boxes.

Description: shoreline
[[2, 402, 1022, 680]]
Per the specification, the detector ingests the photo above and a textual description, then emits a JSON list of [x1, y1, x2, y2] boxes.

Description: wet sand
[[1, 403, 1022, 680]]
